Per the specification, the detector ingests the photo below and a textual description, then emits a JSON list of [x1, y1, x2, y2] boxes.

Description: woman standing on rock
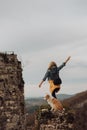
[[39, 56, 71, 98]]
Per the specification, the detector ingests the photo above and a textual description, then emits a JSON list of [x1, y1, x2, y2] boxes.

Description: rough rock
[[0, 52, 25, 130], [35, 106, 75, 130]]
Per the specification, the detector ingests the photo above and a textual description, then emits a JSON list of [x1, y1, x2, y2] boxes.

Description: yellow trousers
[[48, 80, 60, 94]]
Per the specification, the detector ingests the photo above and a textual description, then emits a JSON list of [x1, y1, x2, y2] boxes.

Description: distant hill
[[63, 90, 87, 108], [25, 93, 73, 102], [57, 94, 73, 100]]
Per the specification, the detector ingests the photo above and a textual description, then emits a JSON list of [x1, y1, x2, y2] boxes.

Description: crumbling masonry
[[0, 52, 25, 130]]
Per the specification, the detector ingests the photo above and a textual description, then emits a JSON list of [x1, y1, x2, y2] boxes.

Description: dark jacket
[[43, 62, 66, 81]]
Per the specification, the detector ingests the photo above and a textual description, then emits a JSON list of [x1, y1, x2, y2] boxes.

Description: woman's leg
[[52, 88, 60, 98], [49, 80, 60, 98], [52, 90, 57, 98]]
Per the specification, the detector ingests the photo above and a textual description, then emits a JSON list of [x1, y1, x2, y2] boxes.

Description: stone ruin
[[35, 108, 74, 130], [0, 52, 25, 130]]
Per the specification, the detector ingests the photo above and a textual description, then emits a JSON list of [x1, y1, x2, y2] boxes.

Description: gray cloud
[[0, 0, 87, 96]]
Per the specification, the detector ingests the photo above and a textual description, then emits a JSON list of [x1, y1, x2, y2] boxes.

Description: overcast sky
[[0, 0, 87, 97]]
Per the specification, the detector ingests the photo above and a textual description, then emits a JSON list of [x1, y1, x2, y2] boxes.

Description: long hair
[[48, 61, 57, 69]]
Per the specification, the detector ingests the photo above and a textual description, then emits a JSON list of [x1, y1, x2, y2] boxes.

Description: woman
[[39, 56, 71, 98]]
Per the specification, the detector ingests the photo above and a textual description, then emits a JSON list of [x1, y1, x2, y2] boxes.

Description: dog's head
[[44, 94, 50, 100]]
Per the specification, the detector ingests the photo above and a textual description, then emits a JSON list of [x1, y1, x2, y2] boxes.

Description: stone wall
[[0, 52, 25, 130], [35, 107, 74, 130]]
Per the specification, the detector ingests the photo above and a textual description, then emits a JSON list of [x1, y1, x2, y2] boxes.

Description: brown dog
[[44, 94, 63, 111]]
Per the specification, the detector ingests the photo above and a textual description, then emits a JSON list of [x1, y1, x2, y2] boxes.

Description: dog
[[44, 94, 63, 111]]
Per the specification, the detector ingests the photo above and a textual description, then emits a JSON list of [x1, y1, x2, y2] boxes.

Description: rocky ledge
[[35, 106, 75, 130]]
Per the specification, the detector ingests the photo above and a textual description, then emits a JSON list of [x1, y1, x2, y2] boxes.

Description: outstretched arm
[[39, 80, 44, 88], [64, 56, 71, 64], [39, 70, 49, 88], [58, 56, 71, 70]]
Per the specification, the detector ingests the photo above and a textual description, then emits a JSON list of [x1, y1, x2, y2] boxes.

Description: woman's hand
[[65, 56, 71, 64], [39, 83, 41, 88], [38, 80, 44, 88]]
